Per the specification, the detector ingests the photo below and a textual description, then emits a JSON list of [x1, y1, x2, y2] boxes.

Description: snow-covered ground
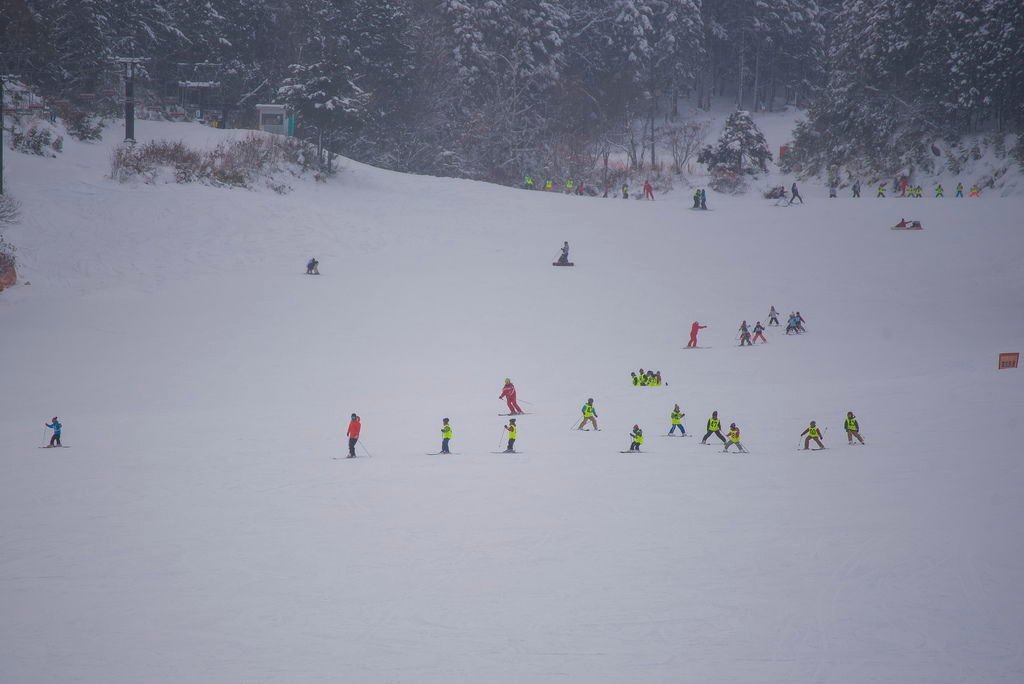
[[2, 120, 1023, 683]]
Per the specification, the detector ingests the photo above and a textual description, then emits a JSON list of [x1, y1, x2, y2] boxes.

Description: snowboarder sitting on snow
[[845, 412, 865, 445], [46, 416, 62, 447], [628, 425, 644, 452], [801, 421, 824, 450], [557, 241, 570, 265], [669, 405, 686, 435], [306, 258, 320, 275], [702, 411, 727, 444], [499, 378, 524, 414], [578, 398, 599, 430], [503, 418, 518, 452], [723, 423, 747, 453]]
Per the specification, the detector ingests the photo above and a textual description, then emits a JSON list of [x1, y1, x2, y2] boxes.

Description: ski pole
[[498, 429, 505, 449], [569, 415, 582, 430], [359, 440, 371, 458]]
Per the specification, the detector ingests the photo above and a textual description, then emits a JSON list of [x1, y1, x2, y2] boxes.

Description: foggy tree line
[[2, 0, 1021, 183]]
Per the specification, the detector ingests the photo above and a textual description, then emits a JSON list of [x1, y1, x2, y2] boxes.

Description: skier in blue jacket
[[46, 417, 62, 447]]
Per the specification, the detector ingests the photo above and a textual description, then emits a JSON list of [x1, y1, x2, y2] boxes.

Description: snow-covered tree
[[698, 109, 771, 189]]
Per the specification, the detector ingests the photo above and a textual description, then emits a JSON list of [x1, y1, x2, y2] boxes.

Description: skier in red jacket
[[499, 378, 524, 414], [346, 413, 361, 458], [687, 321, 706, 348]]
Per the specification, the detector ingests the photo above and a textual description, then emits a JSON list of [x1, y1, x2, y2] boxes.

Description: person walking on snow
[[503, 418, 518, 452], [738, 321, 752, 346], [845, 411, 865, 445], [752, 321, 767, 344], [346, 413, 361, 458], [628, 424, 644, 452], [440, 418, 453, 454], [578, 398, 599, 430], [306, 258, 319, 275], [687, 321, 706, 348], [693, 189, 701, 209], [801, 421, 824, 450], [700, 189, 708, 210], [669, 405, 686, 435], [621, 183, 629, 199], [788, 182, 804, 205], [643, 180, 654, 200], [768, 306, 780, 326], [702, 411, 727, 444], [45, 416, 62, 447], [723, 423, 747, 453], [499, 378, 523, 414], [852, 180, 861, 198]]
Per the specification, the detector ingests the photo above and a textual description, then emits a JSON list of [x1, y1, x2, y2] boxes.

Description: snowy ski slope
[[2, 120, 1023, 683]]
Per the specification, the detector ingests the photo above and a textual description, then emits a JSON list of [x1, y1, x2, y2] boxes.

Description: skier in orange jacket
[[346, 413, 361, 458]]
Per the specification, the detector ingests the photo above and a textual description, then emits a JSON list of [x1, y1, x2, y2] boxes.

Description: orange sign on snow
[[998, 352, 1019, 369]]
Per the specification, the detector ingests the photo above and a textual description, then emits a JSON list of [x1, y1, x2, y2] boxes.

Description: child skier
[[844, 411, 864, 445], [578, 398, 599, 430], [622, 183, 629, 199], [643, 180, 654, 200], [800, 421, 824, 450], [738, 320, 752, 346], [795, 311, 806, 333], [935, 184, 944, 198], [701, 411, 726, 444], [503, 418, 518, 452], [45, 416, 62, 447], [628, 425, 644, 452], [346, 413, 361, 458], [876, 183, 886, 198], [752, 321, 767, 344], [768, 306, 780, 326], [499, 378, 524, 414], [440, 418, 453, 454], [687, 321, 706, 348], [722, 423, 747, 453], [669, 405, 686, 436], [306, 258, 320, 275], [955, 182, 964, 198]]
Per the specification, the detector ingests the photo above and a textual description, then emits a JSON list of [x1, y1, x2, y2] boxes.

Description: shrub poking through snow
[[109, 134, 325, 191]]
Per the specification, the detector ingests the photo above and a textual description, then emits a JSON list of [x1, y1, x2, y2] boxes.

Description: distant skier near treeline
[[788, 182, 803, 205]]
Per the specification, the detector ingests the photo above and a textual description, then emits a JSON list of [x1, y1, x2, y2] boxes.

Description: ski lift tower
[[115, 57, 148, 142]]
